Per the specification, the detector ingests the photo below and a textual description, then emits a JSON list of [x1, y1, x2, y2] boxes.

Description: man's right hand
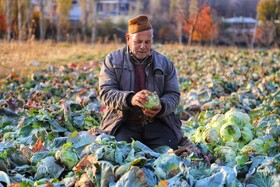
[[131, 90, 150, 108]]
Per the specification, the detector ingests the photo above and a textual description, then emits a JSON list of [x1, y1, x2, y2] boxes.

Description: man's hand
[[143, 105, 162, 118], [131, 90, 162, 118], [131, 90, 150, 108]]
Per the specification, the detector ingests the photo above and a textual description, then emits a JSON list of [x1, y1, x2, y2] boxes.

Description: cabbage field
[[0, 45, 279, 187]]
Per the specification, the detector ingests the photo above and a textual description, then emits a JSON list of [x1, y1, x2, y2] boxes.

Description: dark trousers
[[115, 120, 178, 150]]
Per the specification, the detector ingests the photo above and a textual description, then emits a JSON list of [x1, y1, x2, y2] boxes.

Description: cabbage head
[[225, 108, 250, 127], [220, 122, 241, 142], [240, 138, 264, 156], [210, 113, 225, 124], [240, 126, 253, 144], [202, 128, 220, 145], [193, 126, 206, 143], [214, 146, 236, 166], [143, 92, 160, 110], [210, 117, 227, 134], [225, 141, 240, 151], [55, 142, 80, 169]]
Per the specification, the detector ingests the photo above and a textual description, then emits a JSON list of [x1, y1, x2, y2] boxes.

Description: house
[[217, 16, 258, 46], [32, 0, 132, 21], [222, 17, 257, 34], [69, 0, 132, 21], [96, 0, 130, 18]]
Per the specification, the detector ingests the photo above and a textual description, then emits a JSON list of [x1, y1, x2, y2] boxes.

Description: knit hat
[[128, 15, 152, 34]]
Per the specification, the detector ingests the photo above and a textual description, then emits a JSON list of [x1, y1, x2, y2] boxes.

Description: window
[[97, 3, 103, 12]]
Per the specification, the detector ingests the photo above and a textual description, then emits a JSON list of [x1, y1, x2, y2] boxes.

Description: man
[[98, 15, 183, 150]]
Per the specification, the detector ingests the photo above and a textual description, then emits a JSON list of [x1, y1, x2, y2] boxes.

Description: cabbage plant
[[55, 142, 80, 169]]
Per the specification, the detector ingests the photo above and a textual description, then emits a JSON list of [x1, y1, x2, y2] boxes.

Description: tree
[[255, 23, 276, 46], [257, 0, 280, 46], [169, 0, 188, 44], [27, 0, 33, 39], [149, 0, 173, 43], [0, 0, 6, 38], [79, 0, 89, 42], [170, 0, 213, 45], [149, 0, 169, 20], [0, 12, 6, 39], [17, 0, 28, 41], [257, 0, 279, 21], [38, 0, 45, 41], [184, 0, 210, 46], [56, 0, 72, 41], [44, 0, 58, 40], [79, 0, 98, 43], [0, 0, 30, 41], [184, 5, 217, 44], [4, 0, 11, 40], [1, 0, 35, 41], [91, 0, 97, 43], [186, 0, 200, 46]]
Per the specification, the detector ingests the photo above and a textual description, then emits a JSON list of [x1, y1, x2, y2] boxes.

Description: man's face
[[126, 30, 153, 60]]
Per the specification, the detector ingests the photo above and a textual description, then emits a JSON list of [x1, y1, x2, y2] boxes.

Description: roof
[[222, 17, 257, 24]]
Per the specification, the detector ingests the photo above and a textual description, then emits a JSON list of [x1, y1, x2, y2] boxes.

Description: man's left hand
[[143, 104, 162, 118]]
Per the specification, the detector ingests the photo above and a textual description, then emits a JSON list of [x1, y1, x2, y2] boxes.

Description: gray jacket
[[99, 46, 183, 143]]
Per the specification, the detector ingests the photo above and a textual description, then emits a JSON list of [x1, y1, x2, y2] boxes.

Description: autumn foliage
[[184, 5, 218, 42], [0, 13, 7, 36]]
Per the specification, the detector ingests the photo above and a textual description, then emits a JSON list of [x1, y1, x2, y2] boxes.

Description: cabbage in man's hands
[[143, 91, 160, 110]]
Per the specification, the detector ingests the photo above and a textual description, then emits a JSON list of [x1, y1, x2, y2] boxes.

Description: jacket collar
[[150, 49, 165, 74], [124, 46, 164, 73]]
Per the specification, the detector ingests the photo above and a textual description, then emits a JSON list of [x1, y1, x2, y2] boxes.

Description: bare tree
[[256, 22, 276, 47], [2, 0, 27, 41], [79, 0, 97, 43], [6, 0, 11, 41], [56, 0, 72, 41], [91, 0, 97, 43], [39, 0, 45, 41], [17, 0, 25, 41], [149, 0, 161, 19], [170, 0, 188, 44], [79, 0, 89, 41], [27, 0, 33, 39], [170, 0, 215, 45], [185, 0, 209, 47], [149, 0, 172, 42], [171, 0, 209, 46]]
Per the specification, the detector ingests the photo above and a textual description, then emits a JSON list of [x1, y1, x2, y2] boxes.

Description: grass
[[1, 41, 277, 80], [0, 41, 124, 79], [0, 41, 188, 79]]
